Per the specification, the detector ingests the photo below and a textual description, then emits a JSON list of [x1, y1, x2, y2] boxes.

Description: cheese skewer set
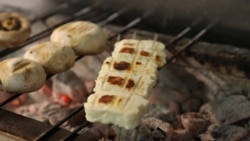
[[84, 39, 166, 130]]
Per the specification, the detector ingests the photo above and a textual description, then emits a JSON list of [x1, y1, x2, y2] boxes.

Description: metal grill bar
[[166, 23, 214, 65], [60, 122, 90, 141], [0, 94, 23, 107], [108, 11, 152, 40], [99, 8, 128, 26], [165, 17, 203, 52], [30, 3, 69, 23], [33, 106, 84, 141]]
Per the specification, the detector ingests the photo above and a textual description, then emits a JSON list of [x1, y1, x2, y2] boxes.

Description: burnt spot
[[99, 95, 114, 104], [117, 98, 123, 104], [106, 61, 110, 65], [140, 51, 150, 56], [107, 76, 124, 86], [114, 61, 130, 70], [126, 79, 135, 89], [120, 47, 135, 54], [123, 43, 135, 46], [136, 62, 142, 65], [155, 55, 161, 63]]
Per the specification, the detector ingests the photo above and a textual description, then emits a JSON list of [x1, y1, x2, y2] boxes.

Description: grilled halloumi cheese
[[84, 92, 149, 130], [84, 39, 166, 130]]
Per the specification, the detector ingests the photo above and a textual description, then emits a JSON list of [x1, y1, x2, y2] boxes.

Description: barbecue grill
[[0, 0, 250, 141]]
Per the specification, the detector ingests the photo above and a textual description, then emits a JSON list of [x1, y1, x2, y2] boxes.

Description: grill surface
[[0, 0, 249, 141]]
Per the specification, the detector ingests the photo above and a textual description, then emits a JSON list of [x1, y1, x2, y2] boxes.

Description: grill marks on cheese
[[120, 47, 135, 54], [99, 95, 114, 104], [107, 76, 124, 86], [113, 61, 130, 70]]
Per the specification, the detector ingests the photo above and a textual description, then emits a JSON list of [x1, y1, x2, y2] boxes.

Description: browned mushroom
[[0, 12, 31, 48]]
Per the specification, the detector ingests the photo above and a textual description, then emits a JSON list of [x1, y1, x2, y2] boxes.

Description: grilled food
[[0, 12, 31, 48], [112, 39, 166, 68], [50, 21, 107, 55], [0, 58, 46, 93], [84, 39, 166, 129], [85, 92, 148, 130], [24, 41, 76, 74]]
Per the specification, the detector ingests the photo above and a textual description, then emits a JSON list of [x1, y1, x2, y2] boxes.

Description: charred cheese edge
[[84, 92, 148, 130]]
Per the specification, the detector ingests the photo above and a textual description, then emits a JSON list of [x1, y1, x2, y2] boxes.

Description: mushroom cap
[[0, 12, 31, 48], [24, 41, 76, 74], [0, 58, 46, 93], [50, 21, 107, 55]]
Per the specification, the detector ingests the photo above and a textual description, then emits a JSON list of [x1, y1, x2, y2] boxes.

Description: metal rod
[[33, 106, 84, 141], [164, 17, 206, 56], [166, 23, 214, 65], [132, 127, 139, 141], [59, 121, 89, 141], [115, 126, 121, 141], [99, 8, 128, 26], [0, 93, 23, 107], [108, 17, 142, 40], [108, 11, 151, 40], [30, 3, 69, 23], [0, 7, 93, 58]]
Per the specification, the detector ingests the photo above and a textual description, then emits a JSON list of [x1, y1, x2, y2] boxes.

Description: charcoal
[[200, 125, 248, 141], [182, 98, 202, 112], [79, 123, 116, 140], [170, 129, 193, 141], [140, 117, 173, 141], [180, 112, 210, 137], [52, 70, 88, 106], [200, 94, 250, 125], [142, 117, 173, 133]]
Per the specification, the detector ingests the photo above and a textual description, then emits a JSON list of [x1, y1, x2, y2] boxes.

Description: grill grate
[[0, 0, 249, 141]]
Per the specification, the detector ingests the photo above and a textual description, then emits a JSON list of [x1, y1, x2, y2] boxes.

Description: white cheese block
[[84, 39, 166, 130], [84, 92, 149, 130]]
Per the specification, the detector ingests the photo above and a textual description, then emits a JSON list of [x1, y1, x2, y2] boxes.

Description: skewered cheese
[[84, 39, 166, 129]]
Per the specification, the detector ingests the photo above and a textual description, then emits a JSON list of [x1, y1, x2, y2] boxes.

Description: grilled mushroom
[[24, 41, 76, 74], [0, 58, 46, 93], [50, 21, 107, 55], [0, 12, 31, 48]]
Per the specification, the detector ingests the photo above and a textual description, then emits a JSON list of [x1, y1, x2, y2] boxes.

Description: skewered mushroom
[[50, 21, 107, 55], [0, 12, 31, 48], [0, 58, 46, 93], [24, 41, 76, 74]]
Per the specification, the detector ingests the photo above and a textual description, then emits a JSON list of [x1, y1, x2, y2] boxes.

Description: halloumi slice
[[84, 92, 149, 130], [84, 39, 166, 130]]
